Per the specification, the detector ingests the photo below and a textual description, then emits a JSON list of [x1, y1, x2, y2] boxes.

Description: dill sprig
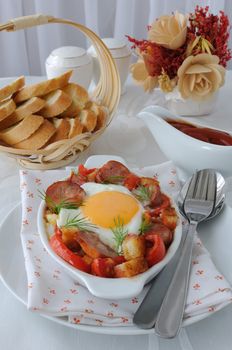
[[111, 216, 128, 255], [38, 189, 80, 214], [63, 213, 97, 231], [133, 185, 154, 204], [139, 215, 152, 235]]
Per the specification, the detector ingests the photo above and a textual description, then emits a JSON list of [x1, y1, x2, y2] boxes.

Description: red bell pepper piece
[[91, 258, 116, 277], [124, 173, 140, 191], [113, 255, 126, 265], [78, 164, 96, 177], [50, 232, 90, 273], [145, 234, 166, 267]]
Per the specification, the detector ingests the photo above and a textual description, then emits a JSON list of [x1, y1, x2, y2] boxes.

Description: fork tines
[[186, 169, 216, 201], [184, 169, 217, 221]]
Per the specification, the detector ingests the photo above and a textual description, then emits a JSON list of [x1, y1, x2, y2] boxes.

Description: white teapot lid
[[88, 38, 131, 59], [46, 46, 91, 68]]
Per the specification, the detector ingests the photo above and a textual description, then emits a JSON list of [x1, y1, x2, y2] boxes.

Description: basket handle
[[1, 14, 54, 31]]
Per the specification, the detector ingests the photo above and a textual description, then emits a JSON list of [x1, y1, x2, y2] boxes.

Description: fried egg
[[57, 183, 144, 251]]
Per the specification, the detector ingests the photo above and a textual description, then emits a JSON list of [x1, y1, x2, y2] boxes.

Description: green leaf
[[63, 213, 97, 231], [110, 216, 128, 255], [133, 185, 153, 203], [139, 215, 152, 235]]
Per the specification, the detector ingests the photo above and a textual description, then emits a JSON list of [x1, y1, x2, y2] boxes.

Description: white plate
[[1, 198, 232, 335]]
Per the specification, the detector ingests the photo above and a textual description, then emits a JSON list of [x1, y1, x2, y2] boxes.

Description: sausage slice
[[46, 180, 85, 210], [76, 231, 117, 259], [95, 161, 130, 184], [145, 223, 173, 246]]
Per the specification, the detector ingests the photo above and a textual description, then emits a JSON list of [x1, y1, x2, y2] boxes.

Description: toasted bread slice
[[39, 90, 72, 118], [14, 119, 56, 150], [14, 71, 72, 103], [0, 76, 25, 102], [0, 114, 44, 145], [0, 140, 10, 147], [0, 97, 45, 130], [0, 99, 16, 122], [95, 106, 107, 131], [79, 109, 97, 132], [88, 102, 107, 131], [60, 83, 89, 117], [14, 96, 45, 120], [68, 117, 84, 138], [49, 118, 71, 143], [0, 113, 18, 131]]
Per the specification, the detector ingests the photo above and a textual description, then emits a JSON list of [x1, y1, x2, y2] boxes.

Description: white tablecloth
[[0, 75, 232, 350]]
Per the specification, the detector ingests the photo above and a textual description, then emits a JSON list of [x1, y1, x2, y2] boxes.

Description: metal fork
[[155, 169, 217, 339]]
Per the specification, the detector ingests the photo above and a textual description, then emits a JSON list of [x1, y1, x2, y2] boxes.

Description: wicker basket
[[0, 14, 121, 170]]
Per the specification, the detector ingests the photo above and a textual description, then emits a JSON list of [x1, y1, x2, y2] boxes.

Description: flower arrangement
[[127, 6, 231, 101]]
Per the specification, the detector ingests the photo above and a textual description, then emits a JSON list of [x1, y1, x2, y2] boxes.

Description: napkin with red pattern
[[19, 161, 232, 327]]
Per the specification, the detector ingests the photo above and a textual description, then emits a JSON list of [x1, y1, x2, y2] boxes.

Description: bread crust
[[60, 83, 89, 117], [39, 90, 72, 118], [14, 96, 45, 119], [68, 117, 84, 138], [49, 118, 71, 143], [0, 114, 44, 145], [14, 71, 72, 103], [87, 101, 107, 131], [95, 106, 107, 131], [0, 99, 16, 122], [79, 109, 97, 132], [0, 76, 25, 102], [0, 97, 45, 130], [14, 119, 56, 150]]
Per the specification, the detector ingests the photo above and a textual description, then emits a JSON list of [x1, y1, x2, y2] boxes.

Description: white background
[[0, 0, 231, 76]]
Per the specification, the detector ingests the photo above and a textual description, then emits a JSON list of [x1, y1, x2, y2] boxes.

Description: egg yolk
[[81, 191, 140, 228]]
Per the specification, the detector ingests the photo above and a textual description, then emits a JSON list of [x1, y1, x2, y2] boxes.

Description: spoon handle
[[133, 228, 186, 329], [155, 221, 197, 338]]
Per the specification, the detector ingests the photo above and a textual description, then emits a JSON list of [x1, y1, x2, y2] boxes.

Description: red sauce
[[167, 119, 232, 146]]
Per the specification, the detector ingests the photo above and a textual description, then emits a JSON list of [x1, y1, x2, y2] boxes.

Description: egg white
[[57, 183, 144, 251], [81, 182, 132, 196]]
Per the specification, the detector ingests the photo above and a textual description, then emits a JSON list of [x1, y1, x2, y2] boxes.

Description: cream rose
[[177, 53, 225, 100], [148, 11, 187, 50], [130, 60, 158, 92]]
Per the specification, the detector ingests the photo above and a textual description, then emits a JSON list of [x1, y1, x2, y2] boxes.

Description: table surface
[[0, 75, 232, 350]]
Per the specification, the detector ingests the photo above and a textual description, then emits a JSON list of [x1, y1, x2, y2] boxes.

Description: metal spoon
[[133, 171, 225, 330], [178, 171, 225, 220]]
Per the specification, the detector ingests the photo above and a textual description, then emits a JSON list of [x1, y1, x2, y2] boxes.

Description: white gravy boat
[[137, 105, 232, 178]]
